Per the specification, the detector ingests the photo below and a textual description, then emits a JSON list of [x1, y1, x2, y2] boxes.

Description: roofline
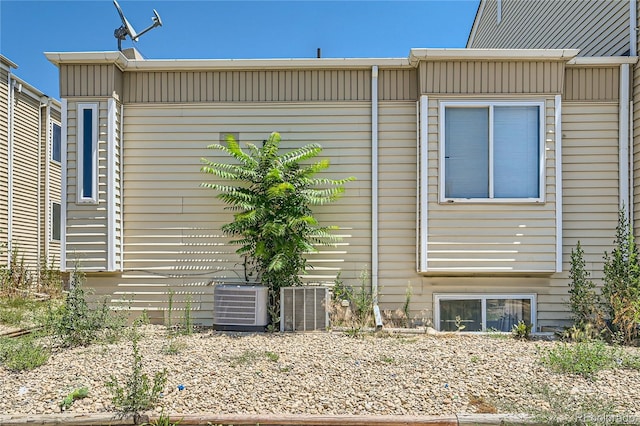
[[567, 56, 639, 65], [45, 51, 412, 70], [45, 51, 129, 70], [466, 0, 486, 48], [409, 48, 580, 64], [10, 74, 61, 109], [1, 54, 19, 70], [46, 48, 582, 73]]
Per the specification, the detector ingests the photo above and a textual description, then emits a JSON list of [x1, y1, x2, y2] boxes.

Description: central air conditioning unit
[[213, 284, 268, 331], [280, 286, 330, 332]]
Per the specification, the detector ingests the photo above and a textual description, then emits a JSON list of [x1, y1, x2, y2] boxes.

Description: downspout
[[60, 99, 67, 272], [630, 0, 637, 57], [554, 95, 563, 273], [620, 64, 630, 219], [7, 74, 15, 264], [37, 100, 44, 279], [44, 100, 51, 264], [371, 66, 382, 330], [630, 0, 636, 226]]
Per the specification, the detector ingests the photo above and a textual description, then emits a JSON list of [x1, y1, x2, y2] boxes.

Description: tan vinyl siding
[[419, 61, 564, 95], [424, 97, 557, 273], [114, 102, 122, 270], [547, 102, 620, 323], [65, 100, 110, 270], [634, 2, 640, 233], [470, 0, 630, 57], [377, 101, 425, 307], [0, 67, 8, 263], [113, 102, 371, 324], [60, 65, 124, 98], [122, 70, 373, 103], [46, 109, 62, 268], [11, 92, 41, 267], [564, 67, 620, 101]]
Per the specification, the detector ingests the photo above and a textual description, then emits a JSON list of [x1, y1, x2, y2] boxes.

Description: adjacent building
[[1, 55, 62, 278]]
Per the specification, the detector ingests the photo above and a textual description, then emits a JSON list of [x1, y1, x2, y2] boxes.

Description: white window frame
[[439, 101, 546, 204], [434, 293, 537, 332], [77, 103, 98, 204], [51, 121, 62, 164], [51, 201, 61, 242]]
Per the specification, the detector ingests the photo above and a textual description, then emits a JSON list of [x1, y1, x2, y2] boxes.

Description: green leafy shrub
[[0, 335, 49, 371], [601, 210, 640, 345], [0, 248, 32, 299], [201, 132, 354, 325], [45, 268, 125, 347], [568, 241, 599, 327], [106, 328, 167, 413], [540, 340, 640, 379], [59, 387, 89, 411], [511, 320, 532, 340]]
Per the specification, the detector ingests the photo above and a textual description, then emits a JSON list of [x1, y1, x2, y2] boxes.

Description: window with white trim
[[440, 101, 544, 202], [52, 122, 61, 163], [435, 294, 535, 332], [51, 202, 61, 242], [77, 104, 98, 204]]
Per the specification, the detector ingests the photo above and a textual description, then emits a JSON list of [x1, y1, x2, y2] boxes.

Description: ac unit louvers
[[213, 284, 268, 331], [280, 286, 330, 332]]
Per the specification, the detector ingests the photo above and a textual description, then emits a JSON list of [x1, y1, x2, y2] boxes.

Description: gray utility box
[[213, 284, 268, 331]]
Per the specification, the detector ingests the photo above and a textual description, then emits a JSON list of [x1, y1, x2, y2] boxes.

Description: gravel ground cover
[[1, 326, 640, 419]]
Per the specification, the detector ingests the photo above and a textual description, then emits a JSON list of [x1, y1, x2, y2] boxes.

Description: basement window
[[434, 294, 535, 332], [77, 104, 98, 204]]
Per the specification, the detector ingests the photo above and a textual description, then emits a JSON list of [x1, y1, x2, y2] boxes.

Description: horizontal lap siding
[[12, 93, 40, 267], [377, 102, 425, 308], [65, 101, 110, 270], [425, 97, 557, 273], [558, 103, 619, 280], [471, 0, 630, 57], [49, 114, 62, 267], [119, 102, 372, 324], [634, 9, 640, 234], [0, 68, 8, 262]]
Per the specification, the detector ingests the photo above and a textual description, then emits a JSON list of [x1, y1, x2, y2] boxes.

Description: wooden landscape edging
[[0, 412, 540, 426]]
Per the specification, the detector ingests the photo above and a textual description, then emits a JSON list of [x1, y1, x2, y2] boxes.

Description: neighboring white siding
[[470, 0, 630, 57]]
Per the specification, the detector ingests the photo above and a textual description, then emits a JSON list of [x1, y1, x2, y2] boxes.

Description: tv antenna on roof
[[113, 0, 162, 51]]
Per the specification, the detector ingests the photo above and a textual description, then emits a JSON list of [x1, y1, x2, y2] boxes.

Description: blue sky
[[0, 0, 479, 99]]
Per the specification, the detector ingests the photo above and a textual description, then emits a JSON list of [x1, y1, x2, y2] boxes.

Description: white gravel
[[1, 326, 639, 418]]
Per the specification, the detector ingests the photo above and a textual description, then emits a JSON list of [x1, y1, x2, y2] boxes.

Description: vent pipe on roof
[[317, 48, 321, 59]]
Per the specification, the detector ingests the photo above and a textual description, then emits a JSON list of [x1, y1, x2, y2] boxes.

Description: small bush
[[540, 340, 634, 379], [568, 241, 599, 326], [45, 269, 125, 347], [106, 328, 167, 413], [512, 320, 533, 340], [0, 248, 33, 299], [0, 335, 49, 371]]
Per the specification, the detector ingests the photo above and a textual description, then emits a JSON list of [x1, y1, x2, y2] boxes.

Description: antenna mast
[[113, 0, 162, 51]]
